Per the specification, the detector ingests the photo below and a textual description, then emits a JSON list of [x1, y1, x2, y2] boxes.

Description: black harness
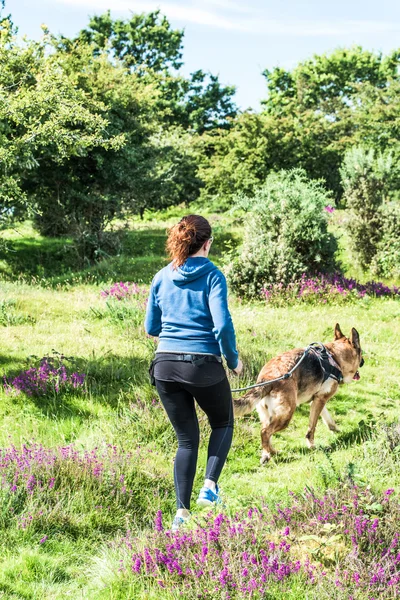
[[149, 353, 222, 386], [309, 345, 344, 384]]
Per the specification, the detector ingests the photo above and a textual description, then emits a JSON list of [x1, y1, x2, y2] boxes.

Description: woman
[[145, 214, 243, 531]]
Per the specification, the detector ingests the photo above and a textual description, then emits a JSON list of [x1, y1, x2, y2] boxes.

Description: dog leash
[[230, 342, 334, 393]]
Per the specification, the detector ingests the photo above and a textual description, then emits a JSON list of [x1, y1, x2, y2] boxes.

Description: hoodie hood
[[168, 257, 218, 286]]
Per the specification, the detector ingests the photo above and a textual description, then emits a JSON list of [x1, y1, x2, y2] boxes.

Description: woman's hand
[[232, 359, 243, 375]]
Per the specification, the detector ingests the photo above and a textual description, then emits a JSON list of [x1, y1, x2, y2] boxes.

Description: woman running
[[145, 214, 242, 530]]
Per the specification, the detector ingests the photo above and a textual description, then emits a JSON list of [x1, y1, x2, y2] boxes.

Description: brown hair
[[167, 215, 212, 268]]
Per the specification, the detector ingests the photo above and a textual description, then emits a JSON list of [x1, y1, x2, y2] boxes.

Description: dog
[[233, 324, 364, 464]]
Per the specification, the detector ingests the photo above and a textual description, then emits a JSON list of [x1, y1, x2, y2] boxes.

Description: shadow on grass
[[0, 225, 240, 286], [0, 582, 32, 600], [271, 419, 376, 467], [1, 352, 152, 420]]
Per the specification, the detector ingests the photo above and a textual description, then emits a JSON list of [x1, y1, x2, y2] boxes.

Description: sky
[[8, 0, 400, 110]]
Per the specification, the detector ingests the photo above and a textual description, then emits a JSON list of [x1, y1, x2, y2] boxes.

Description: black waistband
[[154, 353, 222, 366]]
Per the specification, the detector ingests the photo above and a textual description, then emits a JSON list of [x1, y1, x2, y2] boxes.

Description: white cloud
[[55, 0, 242, 30], [54, 0, 400, 36]]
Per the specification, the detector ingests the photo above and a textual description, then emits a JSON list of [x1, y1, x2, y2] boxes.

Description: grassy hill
[[0, 211, 399, 598]]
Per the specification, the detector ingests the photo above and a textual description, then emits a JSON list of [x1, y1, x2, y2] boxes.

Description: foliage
[[198, 112, 287, 204], [372, 202, 400, 278], [226, 170, 338, 297], [75, 10, 184, 73], [261, 273, 400, 306], [59, 11, 237, 134], [199, 47, 400, 206], [0, 19, 120, 232], [340, 147, 393, 269], [3, 352, 85, 396], [0, 21, 203, 258], [263, 46, 400, 115], [119, 485, 400, 599]]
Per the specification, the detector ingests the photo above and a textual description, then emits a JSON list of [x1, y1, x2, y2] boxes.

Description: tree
[[260, 47, 400, 197], [56, 11, 237, 134], [340, 146, 393, 269], [73, 10, 184, 73], [0, 19, 121, 233], [263, 47, 400, 115], [1, 19, 203, 258]]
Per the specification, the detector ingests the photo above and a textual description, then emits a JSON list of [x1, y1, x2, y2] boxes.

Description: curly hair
[[166, 215, 212, 268]]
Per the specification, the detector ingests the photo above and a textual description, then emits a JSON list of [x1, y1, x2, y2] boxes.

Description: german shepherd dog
[[234, 324, 364, 464]]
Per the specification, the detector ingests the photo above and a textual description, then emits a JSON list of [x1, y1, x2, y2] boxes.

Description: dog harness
[[309, 344, 343, 384]]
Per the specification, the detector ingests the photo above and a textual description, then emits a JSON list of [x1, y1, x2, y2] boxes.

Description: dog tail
[[233, 386, 265, 416]]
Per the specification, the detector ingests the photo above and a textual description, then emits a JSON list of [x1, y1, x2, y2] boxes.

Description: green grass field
[[0, 213, 399, 599]]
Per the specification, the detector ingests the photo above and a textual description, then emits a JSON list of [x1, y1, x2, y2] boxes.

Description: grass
[[0, 210, 399, 598]]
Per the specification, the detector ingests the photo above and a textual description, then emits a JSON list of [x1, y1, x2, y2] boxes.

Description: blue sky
[[9, 0, 400, 110]]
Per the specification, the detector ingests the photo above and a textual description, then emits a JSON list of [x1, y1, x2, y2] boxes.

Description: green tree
[[260, 47, 400, 196], [57, 11, 237, 134], [0, 18, 121, 233], [72, 10, 184, 72], [340, 146, 393, 269], [263, 47, 400, 115], [1, 19, 202, 258]]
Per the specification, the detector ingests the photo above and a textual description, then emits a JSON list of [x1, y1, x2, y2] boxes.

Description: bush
[[226, 169, 338, 298], [340, 147, 392, 270], [372, 201, 400, 278]]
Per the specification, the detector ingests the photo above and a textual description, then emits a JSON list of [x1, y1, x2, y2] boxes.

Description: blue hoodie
[[144, 257, 239, 369]]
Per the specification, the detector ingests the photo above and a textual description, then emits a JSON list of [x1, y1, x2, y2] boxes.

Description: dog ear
[[350, 327, 361, 350], [334, 323, 344, 340]]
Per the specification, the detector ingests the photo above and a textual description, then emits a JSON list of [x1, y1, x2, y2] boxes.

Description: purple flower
[[155, 510, 164, 532]]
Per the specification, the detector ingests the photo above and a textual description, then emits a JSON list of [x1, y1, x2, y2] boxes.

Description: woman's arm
[[144, 280, 162, 337], [208, 272, 239, 370]]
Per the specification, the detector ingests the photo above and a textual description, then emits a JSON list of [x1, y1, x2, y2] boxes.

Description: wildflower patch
[[3, 352, 86, 397], [262, 273, 400, 306]]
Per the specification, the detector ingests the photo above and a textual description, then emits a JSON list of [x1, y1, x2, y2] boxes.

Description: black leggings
[[155, 376, 234, 510]]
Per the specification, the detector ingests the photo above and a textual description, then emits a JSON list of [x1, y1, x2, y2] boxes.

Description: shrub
[[340, 147, 393, 270], [226, 169, 338, 297], [3, 353, 85, 397], [372, 202, 400, 278], [261, 272, 400, 306]]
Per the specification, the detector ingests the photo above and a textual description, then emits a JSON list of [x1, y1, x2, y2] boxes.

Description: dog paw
[[260, 452, 270, 465], [306, 439, 315, 450], [329, 424, 340, 433]]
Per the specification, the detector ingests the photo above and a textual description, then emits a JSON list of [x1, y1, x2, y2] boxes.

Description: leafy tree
[[340, 146, 393, 269], [260, 47, 400, 196], [1, 18, 202, 258], [57, 11, 237, 134], [263, 47, 400, 115], [0, 19, 120, 235], [71, 10, 184, 73], [175, 70, 236, 133], [26, 44, 202, 254]]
